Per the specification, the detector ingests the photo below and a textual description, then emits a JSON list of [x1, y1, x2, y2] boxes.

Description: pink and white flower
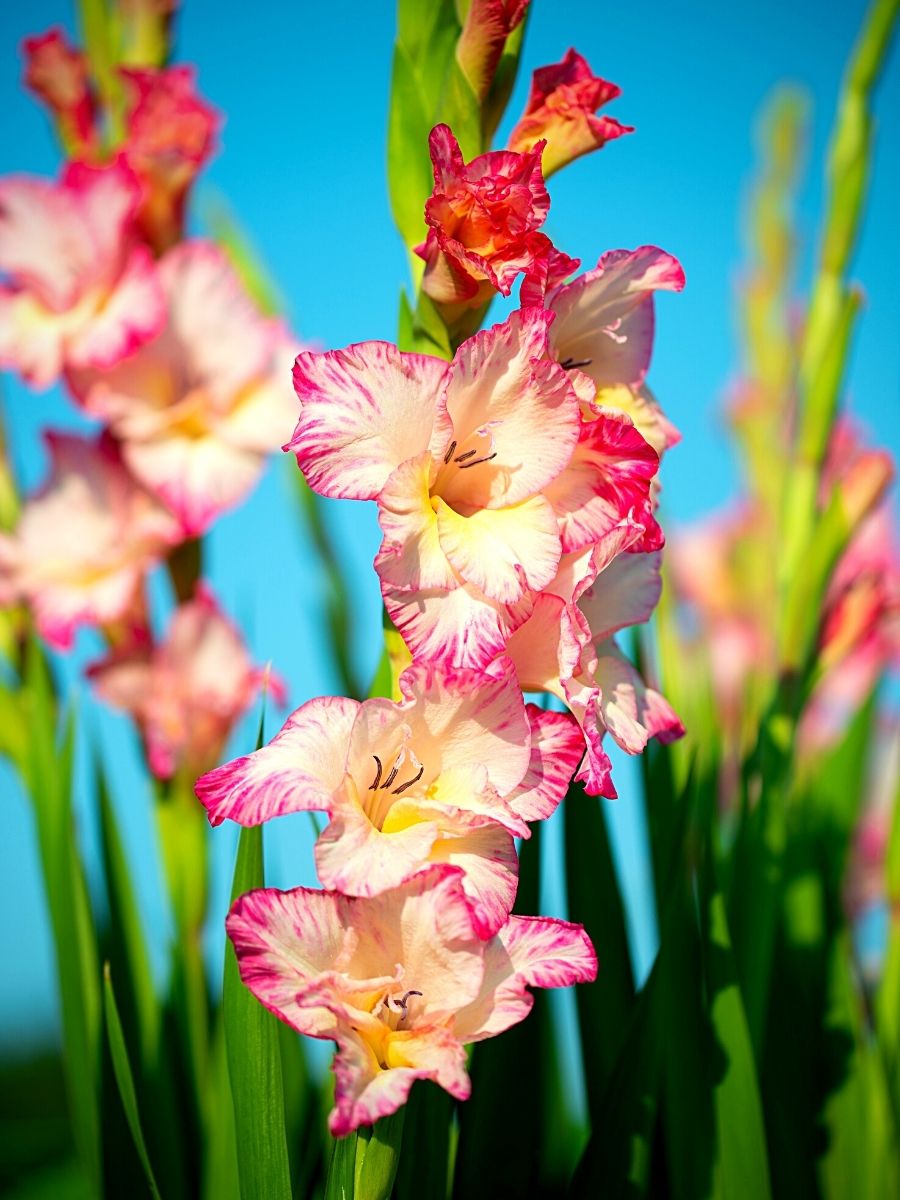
[[119, 65, 219, 253], [415, 124, 557, 309], [89, 583, 284, 780], [197, 661, 582, 936], [288, 307, 661, 670], [69, 240, 298, 536], [0, 432, 180, 649], [227, 866, 596, 1134], [0, 159, 165, 388], [501, 519, 682, 795], [509, 49, 631, 177]]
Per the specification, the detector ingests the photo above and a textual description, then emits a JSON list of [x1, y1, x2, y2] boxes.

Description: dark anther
[[383, 762, 401, 789], [443, 440, 458, 464], [458, 452, 498, 469], [393, 764, 424, 794], [392, 989, 423, 1021], [454, 448, 478, 463], [560, 356, 593, 370], [368, 755, 383, 791]]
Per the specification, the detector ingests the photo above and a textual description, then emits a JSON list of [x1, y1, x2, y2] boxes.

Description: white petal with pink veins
[[289, 341, 449, 501]]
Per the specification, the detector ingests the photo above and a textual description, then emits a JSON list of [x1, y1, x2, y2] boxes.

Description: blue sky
[[0, 0, 898, 1049]]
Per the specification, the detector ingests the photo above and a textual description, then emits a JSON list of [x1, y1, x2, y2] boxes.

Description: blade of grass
[[223, 822, 293, 1200], [102, 966, 162, 1200]]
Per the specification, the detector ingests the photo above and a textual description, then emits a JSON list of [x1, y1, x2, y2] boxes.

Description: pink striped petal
[[593, 640, 684, 754], [375, 455, 458, 592], [506, 706, 584, 822], [289, 342, 449, 500], [383, 576, 525, 671], [545, 409, 662, 553], [395, 661, 531, 796], [455, 914, 597, 1042], [429, 819, 519, 938], [195, 695, 359, 826], [315, 799, 441, 896], [329, 1024, 470, 1136]]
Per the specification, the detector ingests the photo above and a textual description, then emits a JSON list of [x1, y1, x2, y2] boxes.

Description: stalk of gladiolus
[[778, 0, 899, 673]]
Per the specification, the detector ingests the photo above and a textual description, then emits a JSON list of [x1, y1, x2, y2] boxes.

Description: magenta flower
[[0, 159, 165, 388], [0, 432, 180, 649], [69, 240, 298, 536], [456, 0, 530, 101], [23, 28, 97, 157], [89, 584, 285, 780], [119, 65, 219, 253], [227, 866, 596, 1134], [415, 125, 556, 309], [509, 49, 632, 177], [288, 308, 661, 669], [197, 662, 582, 936]]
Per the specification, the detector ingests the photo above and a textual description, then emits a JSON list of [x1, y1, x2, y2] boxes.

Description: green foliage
[[223, 830, 293, 1200]]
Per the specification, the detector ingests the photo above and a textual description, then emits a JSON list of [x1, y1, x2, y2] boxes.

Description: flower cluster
[[196, 37, 684, 1135], [0, 26, 296, 781]]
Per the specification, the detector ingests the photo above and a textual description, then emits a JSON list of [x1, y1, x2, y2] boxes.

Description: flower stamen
[[368, 755, 383, 791]]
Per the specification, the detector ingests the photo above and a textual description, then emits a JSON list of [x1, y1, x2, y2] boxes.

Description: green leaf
[[563, 786, 635, 1120], [387, 41, 434, 254], [102, 966, 162, 1200], [393, 1084, 451, 1200], [224, 825, 293, 1200], [96, 754, 159, 1075], [818, 933, 900, 1199], [569, 961, 661, 1198], [22, 638, 102, 1195], [454, 828, 576, 1197]]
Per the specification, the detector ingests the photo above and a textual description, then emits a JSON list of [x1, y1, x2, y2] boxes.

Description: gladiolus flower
[[509, 49, 632, 177], [416, 124, 555, 309], [23, 28, 97, 156], [288, 308, 660, 669], [69, 240, 298, 537], [0, 159, 165, 388], [456, 0, 530, 102], [89, 584, 284, 780], [0, 432, 180, 649], [119, 65, 219, 253], [227, 866, 596, 1134], [197, 661, 583, 936]]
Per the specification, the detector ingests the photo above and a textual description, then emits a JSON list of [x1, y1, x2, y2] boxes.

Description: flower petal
[[289, 342, 448, 500], [549, 245, 685, 389], [545, 408, 662, 553], [506, 706, 585, 823], [195, 695, 359, 826], [437, 308, 579, 509], [454, 914, 596, 1042], [579, 549, 663, 641], [434, 493, 560, 603]]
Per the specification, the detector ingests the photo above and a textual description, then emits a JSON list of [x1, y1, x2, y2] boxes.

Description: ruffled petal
[[289, 342, 448, 500], [545, 408, 662, 553]]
